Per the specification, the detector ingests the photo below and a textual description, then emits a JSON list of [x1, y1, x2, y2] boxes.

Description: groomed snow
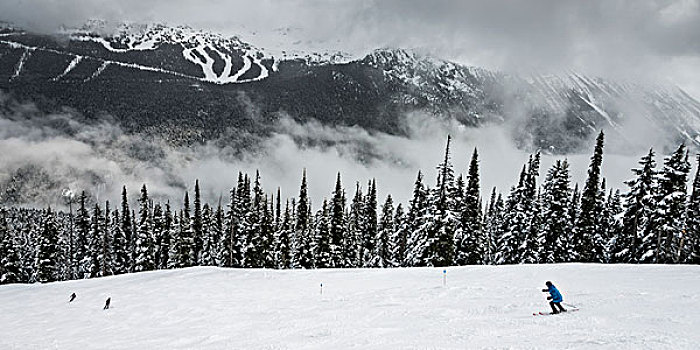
[[1, 264, 698, 349]]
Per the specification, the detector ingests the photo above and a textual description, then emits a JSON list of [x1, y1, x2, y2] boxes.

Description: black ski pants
[[549, 301, 566, 314]]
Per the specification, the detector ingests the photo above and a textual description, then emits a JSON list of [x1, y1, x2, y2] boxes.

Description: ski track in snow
[[0, 37, 268, 85], [84, 61, 109, 82], [10, 48, 31, 80], [78, 34, 269, 84], [0, 264, 698, 349], [52, 56, 83, 81]]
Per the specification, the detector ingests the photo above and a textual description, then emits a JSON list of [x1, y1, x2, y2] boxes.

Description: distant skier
[[69, 293, 76, 303], [103, 297, 111, 310], [542, 281, 566, 314]]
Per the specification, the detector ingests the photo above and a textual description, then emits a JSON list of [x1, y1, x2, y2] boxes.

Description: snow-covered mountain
[[1, 265, 699, 349], [1, 22, 700, 153]]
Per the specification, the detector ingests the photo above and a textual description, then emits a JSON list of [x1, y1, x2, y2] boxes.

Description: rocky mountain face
[[2, 22, 700, 153]]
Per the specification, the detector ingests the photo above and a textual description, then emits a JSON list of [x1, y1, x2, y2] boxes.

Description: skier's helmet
[[545, 281, 552, 287]]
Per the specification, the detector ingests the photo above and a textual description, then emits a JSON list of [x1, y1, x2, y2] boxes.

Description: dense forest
[[1, 131, 699, 284]]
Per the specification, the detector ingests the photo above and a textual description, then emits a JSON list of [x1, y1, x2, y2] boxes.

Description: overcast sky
[[1, 0, 699, 98]]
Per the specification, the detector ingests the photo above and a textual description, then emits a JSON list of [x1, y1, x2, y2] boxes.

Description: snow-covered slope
[[68, 22, 274, 84], [1, 264, 698, 349]]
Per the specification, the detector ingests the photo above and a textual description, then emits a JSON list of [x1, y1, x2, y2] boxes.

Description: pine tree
[[602, 189, 624, 263], [276, 200, 294, 268], [405, 171, 427, 266], [622, 149, 657, 263], [120, 186, 135, 272], [685, 155, 700, 264], [374, 195, 394, 267], [345, 183, 364, 267], [152, 203, 165, 268], [74, 191, 90, 278], [171, 193, 194, 268], [520, 153, 541, 264], [111, 209, 128, 274], [567, 184, 581, 262], [390, 203, 408, 266], [134, 184, 155, 272], [192, 180, 204, 264], [314, 199, 332, 268], [295, 170, 314, 268], [199, 203, 216, 266], [485, 189, 505, 265], [221, 184, 242, 267], [411, 136, 458, 267], [650, 144, 690, 263], [86, 203, 105, 278], [457, 148, 484, 265], [0, 207, 22, 284], [330, 173, 346, 267], [499, 165, 529, 264], [362, 179, 378, 267], [576, 131, 605, 262], [34, 208, 60, 283], [159, 202, 173, 269], [541, 160, 572, 263]]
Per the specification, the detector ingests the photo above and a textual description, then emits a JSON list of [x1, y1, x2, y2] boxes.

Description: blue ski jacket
[[548, 285, 563, 303]]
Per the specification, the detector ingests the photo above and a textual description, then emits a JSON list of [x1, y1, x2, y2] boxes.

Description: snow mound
[[1, 264, 698, 349]]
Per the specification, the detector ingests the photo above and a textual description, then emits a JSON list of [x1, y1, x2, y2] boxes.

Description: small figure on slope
[[69, 293, 76, 303], [542, 281, 566, 314], [103, 297, 111, 310]]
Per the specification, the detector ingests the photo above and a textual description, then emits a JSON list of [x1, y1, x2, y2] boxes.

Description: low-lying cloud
[[0, 91, 676, 211]]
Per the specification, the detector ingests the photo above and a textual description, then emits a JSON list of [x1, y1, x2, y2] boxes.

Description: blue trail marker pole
[[443, 269, 447, 286]]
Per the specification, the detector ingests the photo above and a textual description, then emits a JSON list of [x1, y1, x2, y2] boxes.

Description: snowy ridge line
[[0, 39, 215, 83], [0, 38, 268, 84], [52, 55, 82, 81], [10, 48, 32, 81], [73, 27, 273, 84], [84, 61, 109, 82]]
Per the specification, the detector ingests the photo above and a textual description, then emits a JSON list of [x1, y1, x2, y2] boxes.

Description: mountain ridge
[[1, 22, 700, 154]]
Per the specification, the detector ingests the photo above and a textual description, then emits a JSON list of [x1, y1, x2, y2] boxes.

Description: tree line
[[1, 131, 699, 284]]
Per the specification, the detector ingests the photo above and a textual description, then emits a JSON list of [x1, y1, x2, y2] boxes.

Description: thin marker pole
[[443, 269, 446, 287]]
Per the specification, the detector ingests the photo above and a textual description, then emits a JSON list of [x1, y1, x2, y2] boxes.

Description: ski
[[532, 309, 579, 316]]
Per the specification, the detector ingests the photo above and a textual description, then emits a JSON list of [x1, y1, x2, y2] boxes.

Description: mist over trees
[[1, 131, 699, 284]]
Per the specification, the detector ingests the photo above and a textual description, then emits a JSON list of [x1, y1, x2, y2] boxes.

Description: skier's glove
[[547, 296, 552, 300], [541, 289, 548, 292]]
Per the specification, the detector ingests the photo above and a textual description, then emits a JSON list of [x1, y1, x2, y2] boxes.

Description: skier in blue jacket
[[542, 281, 567, 314]]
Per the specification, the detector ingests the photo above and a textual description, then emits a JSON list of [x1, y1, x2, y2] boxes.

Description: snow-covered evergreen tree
[[373, 195, 394, 267], [361, 179, 378, 267], [314, 199, 332, 268], [192, 180, 204, 264], [74, 191, 90, 278], [650, 144, 690, 264], [34, 208, 60, 283], [276, 200, 294, 269], [390, 203, 408, 267], [134, 184, 155, 272], [0, 207, 22, 284], [622, 149, 657, 263], [410, 136, 458, 267], [345, 183, 364, 267], [120, 186, 134, 272], [575, 131, 605, 262], [457, 148, 484, 265], [329, 173, 346, 268], [295, 170, 315, 268], [541, 160, 572, 263], [485, 188, 505, 265], [685, 155, 700, 264]]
